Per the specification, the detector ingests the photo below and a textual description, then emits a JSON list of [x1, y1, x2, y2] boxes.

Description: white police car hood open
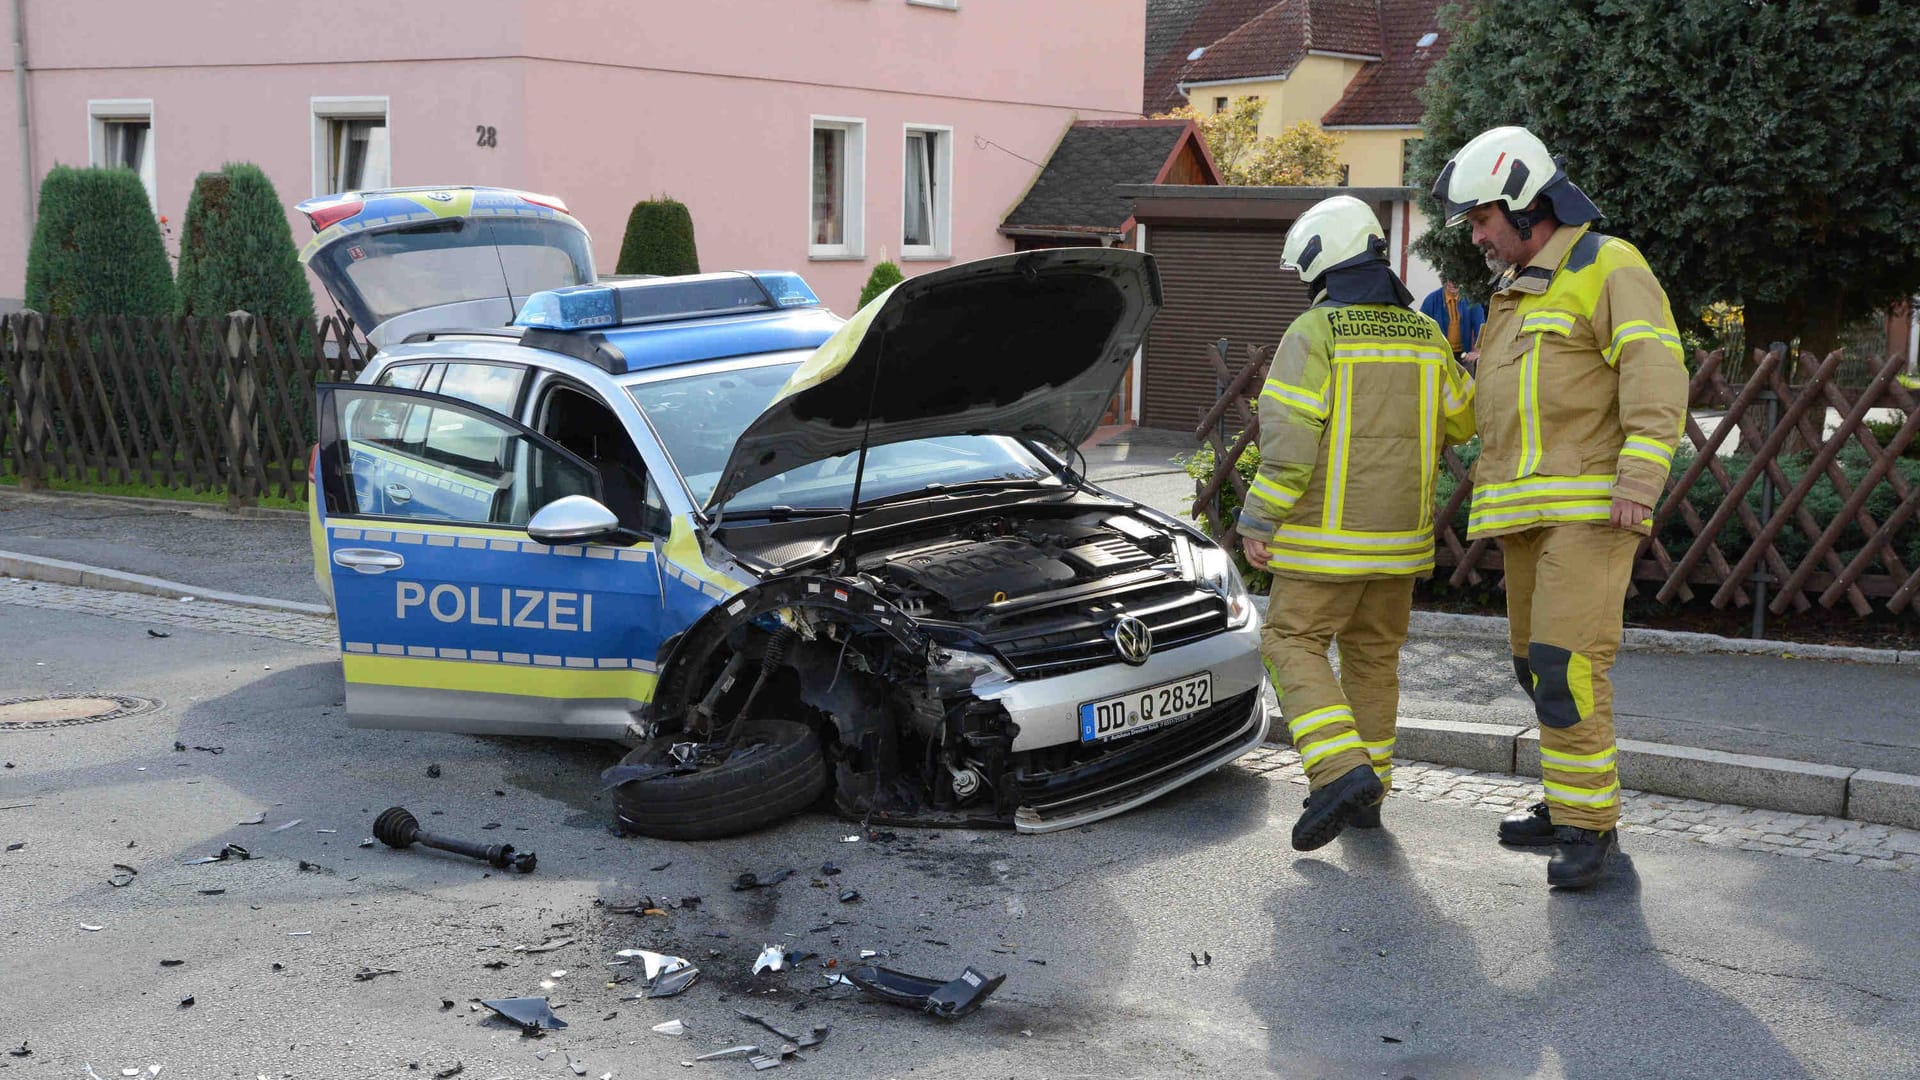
[[705, 248, 1161, 512]]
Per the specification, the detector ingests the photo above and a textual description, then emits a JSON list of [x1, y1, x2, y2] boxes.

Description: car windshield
[[627, 359, 1059, 514]]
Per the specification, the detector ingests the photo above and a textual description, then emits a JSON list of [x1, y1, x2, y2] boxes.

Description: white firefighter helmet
[[1431, 125, 1600, 230], [1279, 195, 1385, 284]]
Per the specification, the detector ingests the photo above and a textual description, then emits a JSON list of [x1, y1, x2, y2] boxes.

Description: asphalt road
[[3, 601, 1918, 1078]]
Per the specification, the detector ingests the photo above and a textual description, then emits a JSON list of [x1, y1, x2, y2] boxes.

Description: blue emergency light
[[515, 272, 820, 332]]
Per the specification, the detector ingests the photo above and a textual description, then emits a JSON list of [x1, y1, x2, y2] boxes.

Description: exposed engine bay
[[626, 499, 1252, 833]]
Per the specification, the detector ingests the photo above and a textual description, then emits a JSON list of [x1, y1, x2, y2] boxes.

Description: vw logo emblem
[[1111, 615, 1153, 666], [426, 191, 455, 202]]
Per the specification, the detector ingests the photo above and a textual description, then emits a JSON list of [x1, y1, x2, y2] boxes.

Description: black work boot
[[1291, 764, 1384, 851], [1547, 826, 1617, 890], [1498, 801, 1557, 847], [1349, 798, 1385, 830]]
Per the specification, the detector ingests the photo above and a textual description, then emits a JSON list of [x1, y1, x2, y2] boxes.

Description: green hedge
[[176, 162, 314, 322], [857, 261, 905, 310], [24, 166, 175, 317], [615, 197, 699, 276]]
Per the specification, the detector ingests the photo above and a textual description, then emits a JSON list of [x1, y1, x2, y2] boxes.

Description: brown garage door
[[1140, 224, 1311, 432]]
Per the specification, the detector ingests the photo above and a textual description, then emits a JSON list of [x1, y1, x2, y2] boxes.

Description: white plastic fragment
[[80, 923, 104, 931], [752, 945, 786, 974], [613, 948, 689, 981], [651, 1020, 687, 1036]]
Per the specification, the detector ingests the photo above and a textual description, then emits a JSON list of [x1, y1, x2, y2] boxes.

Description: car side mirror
[[527, 495, 622, 544]]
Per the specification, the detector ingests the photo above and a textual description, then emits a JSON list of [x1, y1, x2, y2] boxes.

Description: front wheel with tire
[[610, 720, 828, 841]]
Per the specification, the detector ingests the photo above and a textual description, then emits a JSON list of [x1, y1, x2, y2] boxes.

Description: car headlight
[[1193, 542, 1256, 629]]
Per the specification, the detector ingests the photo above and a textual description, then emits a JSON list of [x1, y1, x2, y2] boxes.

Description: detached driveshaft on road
[[373, 806, 536, 872]]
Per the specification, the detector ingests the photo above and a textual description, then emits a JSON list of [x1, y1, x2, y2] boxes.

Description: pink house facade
[[0, 0, 1146, 315]]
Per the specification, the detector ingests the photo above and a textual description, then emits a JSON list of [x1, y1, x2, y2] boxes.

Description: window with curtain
[[903, 130, 935, 249], [812, 126, 845, 246], [329, 117, 390, 192]]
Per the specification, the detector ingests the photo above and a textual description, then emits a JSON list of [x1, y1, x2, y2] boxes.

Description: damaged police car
[[301, 186, 1276, 839]]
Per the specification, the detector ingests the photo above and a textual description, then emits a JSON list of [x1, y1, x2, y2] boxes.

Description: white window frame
[[900, 123, 953, 261], [311, 96, 390, 197], [809, 116, 866, 261], [87, 99, 156, 209]]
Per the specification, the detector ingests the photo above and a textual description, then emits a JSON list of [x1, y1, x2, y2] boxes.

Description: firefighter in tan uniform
[[1238, 196, 1476, 851], [1432, 126, 1689, 889]]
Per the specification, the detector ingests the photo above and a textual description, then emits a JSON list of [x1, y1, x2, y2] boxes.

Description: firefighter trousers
[[1263, 574, 1414, 795], [1500, 523, 1641, 831]]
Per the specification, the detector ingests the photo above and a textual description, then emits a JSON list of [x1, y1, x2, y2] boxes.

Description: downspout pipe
[[12, 0, 31, 240]]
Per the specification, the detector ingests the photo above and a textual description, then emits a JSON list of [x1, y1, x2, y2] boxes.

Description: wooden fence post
[[13, 312, 50, 491], [224, 310, 261, 509]]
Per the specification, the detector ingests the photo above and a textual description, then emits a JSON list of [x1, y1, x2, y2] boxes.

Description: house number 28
[[476, 125, 498, 148]]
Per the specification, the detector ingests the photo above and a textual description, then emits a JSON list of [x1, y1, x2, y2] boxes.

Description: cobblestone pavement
[[8, 574, 1917, 873], [0, 576, 337, 648], [1238, 744, 1920, 874]]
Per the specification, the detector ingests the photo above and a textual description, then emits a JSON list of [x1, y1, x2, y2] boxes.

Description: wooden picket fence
[[0, 312, 371, 506], [1193, 341, 1920, 620]]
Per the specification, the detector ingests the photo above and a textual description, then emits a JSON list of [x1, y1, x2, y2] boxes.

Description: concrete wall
[[1334, 128, 1416, 187], [0, 0, 1143, 315]]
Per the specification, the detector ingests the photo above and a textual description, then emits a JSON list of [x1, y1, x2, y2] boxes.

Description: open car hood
[[295, 187, 595, 347], [705, 248, 1160, 512]]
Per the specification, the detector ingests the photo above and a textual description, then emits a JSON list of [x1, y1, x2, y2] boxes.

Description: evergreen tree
[[614, 197, 700, 276], [175, 162, 314, 322], [24, 165, 175, 317], [857, 261, 905, 310]]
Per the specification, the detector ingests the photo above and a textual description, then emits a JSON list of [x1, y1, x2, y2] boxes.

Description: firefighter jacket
[[1468, 223, 1689, 538], [1237, 300, 1476, 580]]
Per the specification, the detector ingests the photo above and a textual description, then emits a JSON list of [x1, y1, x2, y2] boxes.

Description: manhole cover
[[0, 693, 160, 730]]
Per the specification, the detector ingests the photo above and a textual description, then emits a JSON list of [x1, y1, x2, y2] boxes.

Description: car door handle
[[333, 548, 406, 575], [384, 483, 414, 504]]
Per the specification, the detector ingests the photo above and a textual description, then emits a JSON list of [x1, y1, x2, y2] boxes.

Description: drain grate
[[0, 693, 160, 731]]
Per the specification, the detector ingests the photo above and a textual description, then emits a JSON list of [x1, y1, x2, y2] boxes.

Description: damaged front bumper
[[974, 621, 1277, 833]]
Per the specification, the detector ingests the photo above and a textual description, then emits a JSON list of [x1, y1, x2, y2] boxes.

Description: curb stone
[[0, 550, 331, 617], [0, 485, 306, 522]]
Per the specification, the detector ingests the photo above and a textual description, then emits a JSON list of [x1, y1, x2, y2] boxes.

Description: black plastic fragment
[[179, 995, 195, 1009], [354, 967, 401, 981], [1190, 951, 1212, 968], [4, 842, 23, 852], [109, 864, 137, 888], [819, 861, 841, 876], [839, 889, 860, 903], [6, 1041, 27, 1057], [844, 964, 1006, 1019], [1382, 1034, 1404, 1044], [160, 959, 184, 967], [732, 868, 794, 891], [649, 964, 700, 998], [433, 1063, 464, 1079], [481, 996, 568, 1031], [426, 764, 442, 778], [184, 843, 251, 865]]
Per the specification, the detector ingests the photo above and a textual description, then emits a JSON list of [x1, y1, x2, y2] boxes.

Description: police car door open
[[314, 383, 667, 740]]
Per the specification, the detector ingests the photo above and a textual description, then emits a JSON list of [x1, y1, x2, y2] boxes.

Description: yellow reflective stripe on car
[[1298, 730, 1364, 767], [342, 654, 657, 701], [1322, 365, 1355, 529], [1249, 475, 1303, 513], [1270, 524, 1430, 550], [664, 517, 750, 600], [1620, 435, 1674, 468], [1542, 779, 1621, 807], [1288, 704, 1353, 740], [1261, 378, 1330, 419]]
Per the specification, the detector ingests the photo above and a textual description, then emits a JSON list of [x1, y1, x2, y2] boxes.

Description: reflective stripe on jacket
[[1237, 301, 1476, 580], [1468, 223, 1689, 538]]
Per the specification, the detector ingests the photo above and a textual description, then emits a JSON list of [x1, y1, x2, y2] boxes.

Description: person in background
[[1421, 279, 1486, 365]]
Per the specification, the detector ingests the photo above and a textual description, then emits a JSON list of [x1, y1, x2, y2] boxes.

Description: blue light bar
[[514, 272, 820, 332]]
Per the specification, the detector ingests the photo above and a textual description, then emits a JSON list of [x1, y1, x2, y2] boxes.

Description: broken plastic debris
[[178, 995, 194, 1008], [5, 1041, 26, 1057], [651, 1019, 688, 1036], [693, 1047, 758, 1062], [148, 629, 170, 638], [649, 963, 700, 998], [159, 959, 184, 967], [752, 945, 787, 974], [1381, 1034, 1404, 1043], [109, 864, 137, 888], [819, 861, 841, 876], [184, 843, 252, 865], [80, 922, 105, 932], [844, 964, 1006, 1019], [839, 889, 860, 903], [353, 967, 400, 981], [426, 764, 442, 778], [237, 813, 267, 826], [841, 835, 861, 843], [480, 996, 568, 1032], [859, 949, 880, 959], [613, 949, 689, 982], [566, 1055, 587, 1076], [513, 937, 574, 953], [733, 868, 794, 891], [1190, 951, 1212, 968], [748, 1054, 780, 1071], [433, 1064, 463, 1079], [822, 973, 854, 987], [271, 819, 303, 832]]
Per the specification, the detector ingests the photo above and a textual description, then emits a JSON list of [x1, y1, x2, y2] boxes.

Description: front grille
[[1013, 688, 1259, 817], [982, 586, 1230, 678]]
